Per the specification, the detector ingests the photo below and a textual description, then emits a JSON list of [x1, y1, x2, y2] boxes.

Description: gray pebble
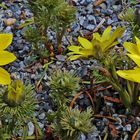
[[38, 112, 46, 120], [38, 122, 44, 129], [124, 124, 131, 132], [80, 134, 86, 140], [27, 122, 34, 136], [56, 55, 66, 62], [107, 18, 114, 25], [86, 24, 95, 30]]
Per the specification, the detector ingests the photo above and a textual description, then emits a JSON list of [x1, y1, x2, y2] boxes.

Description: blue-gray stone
[[86, 24, 95, 30], [107, 18, 114, 25], [27, 122, 34, 136], [38, 112, 46, 120]]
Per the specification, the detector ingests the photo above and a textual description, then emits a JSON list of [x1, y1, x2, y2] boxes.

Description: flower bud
[[3, 80, 25, 107]]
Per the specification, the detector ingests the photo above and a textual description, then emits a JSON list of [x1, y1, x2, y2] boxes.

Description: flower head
[[117, 37, 140, 83], [0, 34, 16, 85], [68, 37, 94, 60], [67, 26, 125, 60]]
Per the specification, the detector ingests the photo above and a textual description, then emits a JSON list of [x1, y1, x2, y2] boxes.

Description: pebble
[[107, 18, 114, 25], [38, 112, 46, 120], [4, 18, 16, 26], [55, 55, 66, 62], [0, 0, 136, 139], [80, 134, 86, 140], [38, 122, 44, 129], [87, 15, 96, 22], [4, 26, 12, 33], [79, 16, 86, 26], [27, 122, 34, 136], [86, 24, 95, 30], [124, 124, 131, 132], [5, 9, 13, 17], [87, 131, 99, 140], [86, 4, 94, 14]]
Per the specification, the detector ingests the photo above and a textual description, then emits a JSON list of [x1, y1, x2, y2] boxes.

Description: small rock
[[79, 16, 86, 26], [38, 122, 44, 129], [125, 124, 131, 131], [56, 55, 65, 62], [38, 112, 46, 120], [80, 134, 86, 140], [27, 122, 34, 136], [4, 18, 16, 26], [87, 15, 96, 21], [107, 18, 114, 25], [86, 24, 95, 30], [99, 3, 107, 9], [4, 26, 12, 33]]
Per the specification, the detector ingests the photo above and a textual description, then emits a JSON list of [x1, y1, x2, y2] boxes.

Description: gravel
[[0, 0, 139, 139]]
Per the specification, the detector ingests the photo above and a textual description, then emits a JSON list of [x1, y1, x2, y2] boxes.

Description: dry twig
[[94, 0, 106, 7]]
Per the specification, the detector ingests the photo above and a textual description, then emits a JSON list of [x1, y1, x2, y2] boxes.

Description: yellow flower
[[92, 26, 125, 53], [117, 37, 140, 83], [5, 80, 25, 107], [0, 34, 16, 85], [67, 26, 125, 60]]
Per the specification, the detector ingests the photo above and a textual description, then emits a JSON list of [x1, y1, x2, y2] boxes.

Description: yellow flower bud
[[3, 80, 25, 107]]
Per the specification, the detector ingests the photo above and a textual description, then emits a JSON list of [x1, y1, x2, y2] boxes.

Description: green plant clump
[[50, 70, 80, 105], [48, 70, 94, 139], [50, 70, 80, 94], [52, 107, 94, 140], [67, 26, 140, 111], [24, 0, 76, 57], [0, 80, 36, 139], [119, 0, 140, 38]]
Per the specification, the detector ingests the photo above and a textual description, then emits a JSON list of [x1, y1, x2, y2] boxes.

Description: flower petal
[[0, 51, 16, 66], [123, 42, 138, 54], [135, 36, 140, 54], [117, 67, 140, 83], [111, 27, 125, 42], [78, 37, 93, 49], [127, 54, 140, 67], [102, 26, 112, 41], [68, 55, 82, 61], [0, 67, 11, 85], [102, 40, 118, 52], [92, 33, 101, 41], [0, 34, 13, 50], [68, 46, 83, 52]]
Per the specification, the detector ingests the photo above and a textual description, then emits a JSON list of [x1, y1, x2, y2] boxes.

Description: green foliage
[[24, 0, 76, 57], [129, 0, 137, 5], [48, 70, 94, 139], [24, 26, 41, 43], [92, 68, 108, 84], [52, 107, 94, 140], [119, 1, 140, 38], [28, 0, 76, 33], [118, 7, 135, 22], [67, 26, 140, 110], [50, 70, 80, 100], [0, 81, 36, 138]]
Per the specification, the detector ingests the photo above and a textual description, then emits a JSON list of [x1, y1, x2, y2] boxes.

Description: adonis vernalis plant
[[67, 26, 125, 60], [67, 27, 140, 110], [0, 34, 16, 85]]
